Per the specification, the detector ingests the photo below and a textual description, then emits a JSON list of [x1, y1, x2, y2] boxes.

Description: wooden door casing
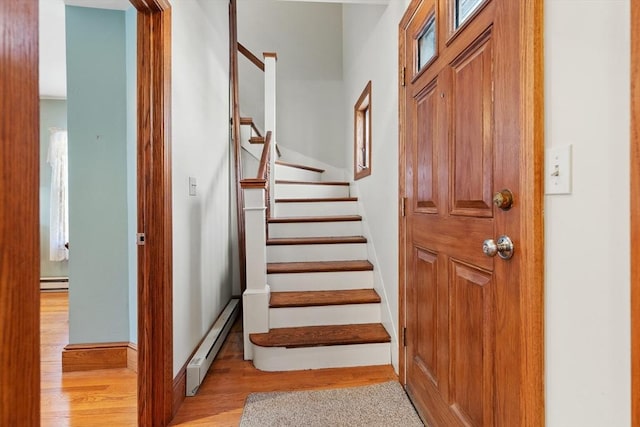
[[398, 0, 544, 425], [0, 0, 40, 424]]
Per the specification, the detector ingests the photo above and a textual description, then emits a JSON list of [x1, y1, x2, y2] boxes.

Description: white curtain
[[48, 129, 69, 261]]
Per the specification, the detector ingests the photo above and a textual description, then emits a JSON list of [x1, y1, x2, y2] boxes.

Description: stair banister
[[263, 52, 277, 217], [239, 131, 273, 360]]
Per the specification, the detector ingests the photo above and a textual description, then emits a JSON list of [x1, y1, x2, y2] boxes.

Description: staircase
[[247, 160, 391, 372]]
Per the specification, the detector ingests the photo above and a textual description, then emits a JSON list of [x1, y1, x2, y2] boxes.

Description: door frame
[[0, 1, 40, 424], [129, 0, 174, 425], [397, 0, 545, 423], [631, 0, 639, 423], [0, 0, 175, 424]]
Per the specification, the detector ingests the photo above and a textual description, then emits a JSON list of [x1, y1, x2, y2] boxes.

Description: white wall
[[172, 0, 236, 376], [544, 1, 630, 425], [342, 1, 410, 372], [237, 0, 345, 168]]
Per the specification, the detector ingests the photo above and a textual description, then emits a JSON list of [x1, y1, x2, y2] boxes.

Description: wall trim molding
[[62, 341, 138, 372]]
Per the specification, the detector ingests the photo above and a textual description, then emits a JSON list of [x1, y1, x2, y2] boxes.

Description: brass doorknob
[[493, 189, 514, 210], [482, 235, 514, 260]]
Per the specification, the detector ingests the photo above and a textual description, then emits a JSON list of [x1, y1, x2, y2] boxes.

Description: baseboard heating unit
[[186, 297, 240, 396], [40, 277, 69, 291]]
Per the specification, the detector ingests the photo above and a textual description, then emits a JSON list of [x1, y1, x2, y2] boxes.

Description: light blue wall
[[125, 7, 137, 344], [39, 99, 69, 278], [66, 6, 132, 344]]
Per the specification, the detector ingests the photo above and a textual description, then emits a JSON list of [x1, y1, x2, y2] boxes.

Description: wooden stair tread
[[276, 180, 349, 186], [270, 289, 380, 308], [268, 215, 362, 224], [275, 197, 358, 203], [275, 160, 325, 174], [249, 323, 390, 348], [267, 260, 373, 274], [239, 117, 253, 125], [267, 236, 366, 246], [249, 136, 265, 144]]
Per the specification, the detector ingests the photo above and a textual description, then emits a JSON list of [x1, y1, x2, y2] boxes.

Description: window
[[354, 81, 372, 180], [455, 0, 484, 28], [417, 16, 436, 71]]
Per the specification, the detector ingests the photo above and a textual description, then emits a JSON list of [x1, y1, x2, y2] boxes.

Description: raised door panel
[[449, 30, 494, 218], [414, 81, 440, 213], [411, 248, 439, 385], [449, 260, 494, 427]]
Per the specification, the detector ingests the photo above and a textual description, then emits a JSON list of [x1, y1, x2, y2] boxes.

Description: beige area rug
[[240, 381, 424, 427]]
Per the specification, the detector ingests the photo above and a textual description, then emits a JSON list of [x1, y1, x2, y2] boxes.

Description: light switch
[[545, 145, 572, 195], [189, 177, 197, 196]]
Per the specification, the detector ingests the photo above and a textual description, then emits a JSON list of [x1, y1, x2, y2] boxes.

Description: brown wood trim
[[263, 52, 278, 60], [62, 342, 130, 372], [0, 1, 39, 424], [257, 131, 273, 180], [238, 42, 265, 71], [268, 215, 362, 223], [250, 323, 389, 348], [241, 116, 263, 137], [270, 289, 380, 308], [127, 343, 138, 372], [172, 368, 187, 418], [275, 197, 358, 203], [275, 160, 325, 173], [519, 0, 545, 424], [131, 1, 174, 425], [230, 0, 247, 293], [275, 180, 349, 186], [249, 136, 266, 144], [632, 0, 639, 423], [240, 178, 268, 190], [267, 260, 373, 274], [354, 80, 372, 180], [267, 236, 367, 245], [397, 0, 412, 388]]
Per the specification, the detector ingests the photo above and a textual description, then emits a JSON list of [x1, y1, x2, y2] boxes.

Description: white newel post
[[241, 182, 270, 360], [264, 52, 277, 215]]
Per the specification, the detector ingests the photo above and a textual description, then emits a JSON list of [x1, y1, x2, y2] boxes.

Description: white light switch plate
[[189, 177, 197, 196], [545, 145, 572, 195]]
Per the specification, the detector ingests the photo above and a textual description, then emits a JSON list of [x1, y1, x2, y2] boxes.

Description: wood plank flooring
[[41, 292, 397, 426]]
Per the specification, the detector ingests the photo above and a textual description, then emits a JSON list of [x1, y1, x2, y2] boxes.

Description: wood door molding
[[130, 0, 174, 425], [631, 0, 639, 423], [0, 1, 40, 425]]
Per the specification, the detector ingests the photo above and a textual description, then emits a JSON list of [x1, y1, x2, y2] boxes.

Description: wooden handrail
[[257, 131, 272, 180], [238, 42, 265, 71]]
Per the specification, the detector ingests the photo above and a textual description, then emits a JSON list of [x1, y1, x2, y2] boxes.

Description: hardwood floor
[[41, 292, 137, 427], [41, 292, 398, 426]]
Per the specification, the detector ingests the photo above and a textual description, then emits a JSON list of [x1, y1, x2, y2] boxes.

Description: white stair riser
[[274, 201, 358, 217], [268, 270, 374, 291], [275, 165, 322, 182], [269, 304, 381, 328], [252, 342, 390, 371], [267, 243, 367, 263], [275, 184, 350, 199], [269, 221, 362, 238]]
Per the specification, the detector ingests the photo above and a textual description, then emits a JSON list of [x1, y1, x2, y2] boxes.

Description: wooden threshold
[[275, 197, 358, 203], [275, 160, 325, 173], [267, 236, 366, 246], [276, 180, 349, 186], [267, 260, 373, 274], [270, 289, 380, 308], [249, 323, 390, 348]]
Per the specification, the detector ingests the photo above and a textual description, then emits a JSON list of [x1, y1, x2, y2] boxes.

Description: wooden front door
[[399, 0, 544, 425]]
